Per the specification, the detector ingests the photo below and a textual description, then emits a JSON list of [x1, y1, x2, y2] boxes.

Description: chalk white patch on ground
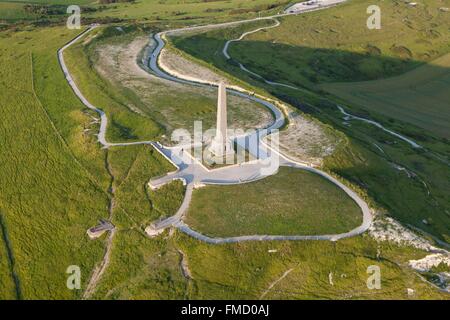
[[369, 216, 439, 251], [159, 47, 231, 86], [266, 110, 343, 166], [409, 254, 450, 272]]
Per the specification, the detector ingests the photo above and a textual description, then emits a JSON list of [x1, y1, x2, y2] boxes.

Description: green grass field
[[2, 0, 94, 4], [0, 24, 190, 298], [322, 53, 450, 139], [0, 214, 18, 299], [0, 26, 110, 299], [0, 2, 39, 21], [1, 0, 449, 300], [92, 229, 449, 300], [0, 0, 290, 25], [186, 167, 362, 237], [84, 0, 289, 23], [177, 232, 450, 299], [230, 0, 450, 83], [87, 144, 187, 299], [108, 144, 183, 228]]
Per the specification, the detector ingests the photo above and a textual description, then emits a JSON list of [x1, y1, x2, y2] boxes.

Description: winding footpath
[[221, 13, 424, 150], [58, 1, 373, 245], [222, 18, 301, 91]]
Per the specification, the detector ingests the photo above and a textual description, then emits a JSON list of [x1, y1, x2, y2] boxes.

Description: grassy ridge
[[186, 167, 363, 237], [70, 26, 271, 143], [170, 19, 275, 88]]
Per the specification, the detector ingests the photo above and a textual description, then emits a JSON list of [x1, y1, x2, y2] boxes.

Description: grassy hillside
[[91, 145, 187, 299], [63, 27, 164, 143], [230, 0, 450, 83], [230, 0, 450, 139], [178, 233, 449, 299], [0, 26, 109, 299], [3, 0, 94, 4], [0, 24, 190, 299], [88, 148, 448, 300], [0, 215, 19, 299], [322, 53, 450, 139], [108, 144, 183, 228], [186, 167, 363, 237], [92, 228, 449, 299]]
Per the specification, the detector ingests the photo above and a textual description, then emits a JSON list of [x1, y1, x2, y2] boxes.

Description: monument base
[[208, 139, 235, 158]]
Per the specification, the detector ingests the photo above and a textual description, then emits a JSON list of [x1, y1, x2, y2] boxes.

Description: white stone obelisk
[[209, 82, 234, 157]]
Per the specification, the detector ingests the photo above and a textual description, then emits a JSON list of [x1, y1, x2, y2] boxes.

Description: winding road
[[58, 0, 373, 244]]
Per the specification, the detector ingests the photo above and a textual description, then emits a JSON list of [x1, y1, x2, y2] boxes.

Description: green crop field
[[186, 167, 362, 237]]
